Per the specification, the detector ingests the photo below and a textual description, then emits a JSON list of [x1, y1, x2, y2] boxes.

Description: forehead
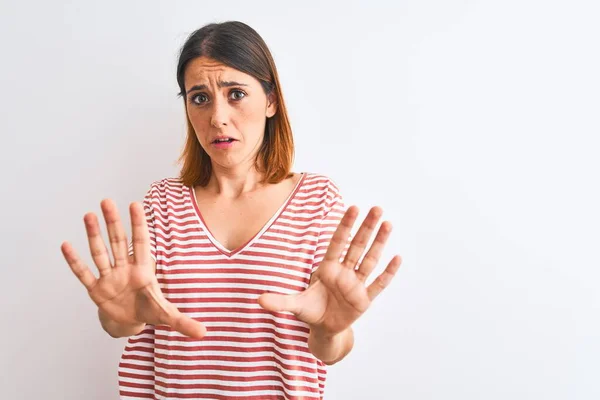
[[184, 57, 253, 87]]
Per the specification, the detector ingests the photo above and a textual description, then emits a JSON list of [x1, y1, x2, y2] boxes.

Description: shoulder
[[298, 173, 345, 218], [148, 177, 185, 190], [143, 177, 188, 204], [300, 172, 343, 201]]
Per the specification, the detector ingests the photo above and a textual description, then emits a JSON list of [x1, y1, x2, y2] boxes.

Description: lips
[[212, 137, 237, 144]]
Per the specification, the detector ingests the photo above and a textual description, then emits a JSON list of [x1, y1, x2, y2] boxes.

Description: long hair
[[176, 21, 294, 187]]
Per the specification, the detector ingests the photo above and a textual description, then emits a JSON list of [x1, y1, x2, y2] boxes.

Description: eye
[[190, 93, 208, 105], [230, 89, 246, 101]]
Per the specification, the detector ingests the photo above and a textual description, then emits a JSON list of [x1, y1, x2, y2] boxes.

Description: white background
[[1, 0, 598, 399]]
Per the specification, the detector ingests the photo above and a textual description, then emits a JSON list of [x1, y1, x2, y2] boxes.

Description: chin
[[211, 155, 248, 170]]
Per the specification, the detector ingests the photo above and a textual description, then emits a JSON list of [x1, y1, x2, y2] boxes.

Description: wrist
[[308, 327, 354, 365], [309, 326, 342, 342], [98, 309, 145, 338]]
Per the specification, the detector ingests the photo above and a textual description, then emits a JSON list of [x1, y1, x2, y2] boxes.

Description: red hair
[[176, 21, 294, 187]]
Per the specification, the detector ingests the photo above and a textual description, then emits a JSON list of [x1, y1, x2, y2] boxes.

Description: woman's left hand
[[258, 205, 401, 338]]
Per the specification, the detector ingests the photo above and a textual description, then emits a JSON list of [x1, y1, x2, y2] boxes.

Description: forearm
[[308, 327, 354, 365], [98, 308, 146, 338]]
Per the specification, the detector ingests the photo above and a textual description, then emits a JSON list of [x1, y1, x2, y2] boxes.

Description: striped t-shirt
[[118, 172, 346, 400]]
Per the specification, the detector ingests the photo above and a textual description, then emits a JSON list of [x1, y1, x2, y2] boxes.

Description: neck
[[206, 162, 266, 199]]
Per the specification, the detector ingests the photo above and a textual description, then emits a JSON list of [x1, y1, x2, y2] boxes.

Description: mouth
[[212, 137, 237, 144]]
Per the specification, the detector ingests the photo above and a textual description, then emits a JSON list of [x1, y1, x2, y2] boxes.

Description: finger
[[366, 255, 402, 301], [166, 310, 207, 339], [83, 212, 113, 276], [100, 199, 129, 269], [257, 292, 302, 315], [130, 202, 151, 265], [61, 241, 98, 290], [323, 206, 360, 264], [356, 221, 393, 282], [343, 206, 383, 269]]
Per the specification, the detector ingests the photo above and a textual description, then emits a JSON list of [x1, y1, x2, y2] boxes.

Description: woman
[[61, 21, 401, 399]]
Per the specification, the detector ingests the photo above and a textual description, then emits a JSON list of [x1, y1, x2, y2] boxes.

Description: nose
[[210, 100, 229, 128]]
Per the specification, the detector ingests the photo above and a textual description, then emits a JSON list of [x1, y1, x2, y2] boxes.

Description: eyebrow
[[186, 81, 249, 95]]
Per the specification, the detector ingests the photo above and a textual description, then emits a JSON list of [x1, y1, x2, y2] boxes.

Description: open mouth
[[212, 138, 236, 144]]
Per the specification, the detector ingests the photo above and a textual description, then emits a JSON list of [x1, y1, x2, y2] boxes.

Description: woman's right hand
[[61, 199, 206, 339]]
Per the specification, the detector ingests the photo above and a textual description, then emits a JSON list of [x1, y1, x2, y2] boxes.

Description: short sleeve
[[128, 186, 157, 262], [311, 181, 348, 274]]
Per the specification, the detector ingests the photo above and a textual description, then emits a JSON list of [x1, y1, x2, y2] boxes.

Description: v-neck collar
[[188, 173, 306, 258]]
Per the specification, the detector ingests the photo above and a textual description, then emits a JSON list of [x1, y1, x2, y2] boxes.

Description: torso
[[119, 172, 345, 399], [192, 172, 303, 252]]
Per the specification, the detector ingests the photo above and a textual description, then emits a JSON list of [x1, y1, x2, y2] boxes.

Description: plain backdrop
[[1, 0, 599, 399]]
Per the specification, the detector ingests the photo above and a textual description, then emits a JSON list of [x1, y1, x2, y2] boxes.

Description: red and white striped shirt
[[119, 172, 346, 399]]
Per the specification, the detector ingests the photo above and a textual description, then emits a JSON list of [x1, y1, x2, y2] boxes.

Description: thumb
[[168, 311, 207, 339], [258, 292, 301, 314]]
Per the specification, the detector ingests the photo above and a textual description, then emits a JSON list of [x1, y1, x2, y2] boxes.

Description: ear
[[266, 91, 278, 118]]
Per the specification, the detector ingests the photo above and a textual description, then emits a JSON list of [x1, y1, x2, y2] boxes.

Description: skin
[[61, 56, 402, 365], [184, 56, 277, 196]]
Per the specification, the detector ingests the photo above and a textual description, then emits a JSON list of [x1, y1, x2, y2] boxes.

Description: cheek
[[186, 109, 210, 137], [238, 102, 267, 129], [187, 107, 205, 123]]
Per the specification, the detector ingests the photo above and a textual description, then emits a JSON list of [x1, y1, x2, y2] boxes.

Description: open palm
[[259, 206, 401, 337], [61, 199, 206, 339]]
